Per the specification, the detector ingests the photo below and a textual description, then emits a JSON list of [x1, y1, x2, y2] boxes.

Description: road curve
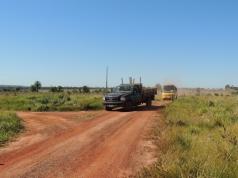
[[0, 104, 162, 178]]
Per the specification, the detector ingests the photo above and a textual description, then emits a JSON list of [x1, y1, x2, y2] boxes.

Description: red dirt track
[[0, 103, 162, 178]]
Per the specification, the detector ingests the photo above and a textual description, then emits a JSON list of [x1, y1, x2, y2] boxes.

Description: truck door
[[133, 86, 142, 105]]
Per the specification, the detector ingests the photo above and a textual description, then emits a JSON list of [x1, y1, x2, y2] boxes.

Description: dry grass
[[0, 92, 103, 111], [138, 96, 238, 178], [0, 112, 24, 145]]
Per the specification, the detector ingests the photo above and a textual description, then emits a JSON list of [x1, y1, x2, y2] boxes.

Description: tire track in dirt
[[0, 111, 122, 168], [74, 110, 154, 178], [0, 104, 162, 178]]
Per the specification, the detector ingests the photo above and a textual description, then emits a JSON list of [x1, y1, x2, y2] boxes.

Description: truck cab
[[161, 85, 178, 101]]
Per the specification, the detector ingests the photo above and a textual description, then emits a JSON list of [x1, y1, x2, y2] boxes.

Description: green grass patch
[[0, 112, 24, 145], [138, 96, 238, 178], [0, 92, 103, 146], [0, 92, 103, 111]]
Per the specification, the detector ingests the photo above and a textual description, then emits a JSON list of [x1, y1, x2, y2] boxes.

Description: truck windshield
[[113, 85, 132, 92], [163, 85, 177, 92]]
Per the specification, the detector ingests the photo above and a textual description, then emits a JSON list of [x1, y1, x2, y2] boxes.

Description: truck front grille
[[106, 97, 119, 102]]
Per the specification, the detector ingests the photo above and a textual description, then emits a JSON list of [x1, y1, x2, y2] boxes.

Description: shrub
[[50, 87, 58, 92], [87, 102, 103, 110], [0, 112, 24, 145], [50, 86, 64, 92], [35, 104, 50, 112], [82, 86, 90, 93], [40, 97, 49, 104]]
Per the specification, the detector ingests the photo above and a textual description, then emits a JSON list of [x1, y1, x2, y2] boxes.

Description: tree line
[[225, 85, 238, 90], [30, 81, 100, 93]]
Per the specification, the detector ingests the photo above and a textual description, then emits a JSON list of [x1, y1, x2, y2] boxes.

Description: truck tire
[[105, 107, 112, 111], [146, 100, 152, 107], [125, 101, 133, 111]]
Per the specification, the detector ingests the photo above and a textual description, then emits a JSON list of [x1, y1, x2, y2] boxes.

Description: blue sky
[[0, 0, 237, 88]]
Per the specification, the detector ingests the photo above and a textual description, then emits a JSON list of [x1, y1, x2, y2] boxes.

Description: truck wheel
[[125, 101, 133, 111], [105, 107, 112, 111], [146, 100, 152, 107]]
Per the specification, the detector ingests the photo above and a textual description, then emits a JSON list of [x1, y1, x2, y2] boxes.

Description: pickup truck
[[103, 84, 157, 111]]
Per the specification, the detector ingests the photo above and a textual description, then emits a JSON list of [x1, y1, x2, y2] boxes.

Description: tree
[[30, 85, 37, 92], [50, 87, 58, 92], [15, 87, 21, 92], [82, 86, 90, 93], [50, 86, 64, 92], [31, 81, 42, 92], [225, 85, 231, 90], [35, 81, 42, 92], [57, 86, 63, 92]]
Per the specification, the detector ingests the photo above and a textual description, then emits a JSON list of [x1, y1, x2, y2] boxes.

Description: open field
[[0, 92, 103, 112], [139, 96, 238, 178], [0, 92, 103, 147], [1, 91, 238, 178], [178, 88, 230, 96]]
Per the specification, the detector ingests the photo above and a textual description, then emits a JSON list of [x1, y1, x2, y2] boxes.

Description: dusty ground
[[0, 103, 163, 178]]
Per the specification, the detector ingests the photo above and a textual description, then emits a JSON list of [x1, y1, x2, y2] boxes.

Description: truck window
[[113, 85, 132, 92], [163, 85, 177, 92]]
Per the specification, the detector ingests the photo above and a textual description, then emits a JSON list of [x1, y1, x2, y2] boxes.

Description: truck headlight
[[103, 97, 106, 101], [120, 97, 126, 101]]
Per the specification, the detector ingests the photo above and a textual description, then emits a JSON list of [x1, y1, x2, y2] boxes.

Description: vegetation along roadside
[[138, 96, 238, 178], [0, 92, 103, 112], [0, 112, 24, 146], [0, 91, 104, 146]]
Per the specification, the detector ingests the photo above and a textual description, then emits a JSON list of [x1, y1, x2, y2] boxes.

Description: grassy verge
[[0, 112, 24, 145], [139, 96, 238, 178], [0, 92, 103, 112], [0, 92, 103, 146]]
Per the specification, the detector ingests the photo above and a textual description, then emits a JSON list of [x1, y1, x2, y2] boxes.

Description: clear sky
[[0, 0, 237, 88]]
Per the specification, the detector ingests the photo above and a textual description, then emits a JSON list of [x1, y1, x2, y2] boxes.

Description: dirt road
[[0, 104, 163, 178]]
